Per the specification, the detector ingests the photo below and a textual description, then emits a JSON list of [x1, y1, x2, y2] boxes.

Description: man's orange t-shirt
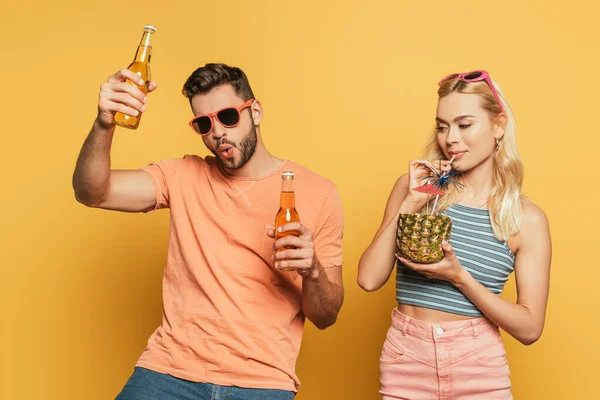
[[136, 155, 344, 392]]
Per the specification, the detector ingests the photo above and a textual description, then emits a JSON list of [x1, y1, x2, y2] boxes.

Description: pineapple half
[[396, 213, 452, 264]]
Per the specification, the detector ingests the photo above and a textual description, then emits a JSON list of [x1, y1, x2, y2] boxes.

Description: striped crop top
[[396, 203, 516, 317]]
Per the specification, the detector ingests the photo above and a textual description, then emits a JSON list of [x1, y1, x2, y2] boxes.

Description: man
[[72, 63, 344, 399]]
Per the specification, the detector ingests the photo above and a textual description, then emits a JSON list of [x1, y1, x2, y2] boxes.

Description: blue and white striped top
[[396, 203, 516, 317]]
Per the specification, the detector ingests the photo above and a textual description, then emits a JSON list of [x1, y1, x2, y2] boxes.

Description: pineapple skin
[[396, 214, 452, 264]]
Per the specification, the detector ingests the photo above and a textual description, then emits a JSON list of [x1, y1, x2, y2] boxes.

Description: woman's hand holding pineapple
[[396, 157, 466, 284], [396, 241, 467, 286]]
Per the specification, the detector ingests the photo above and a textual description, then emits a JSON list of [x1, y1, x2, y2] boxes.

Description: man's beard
[[211, 124, 258, 171]]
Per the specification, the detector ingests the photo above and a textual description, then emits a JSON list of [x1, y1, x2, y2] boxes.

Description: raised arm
[[73, 69, 158, 212], [358, 159, 450, 291]]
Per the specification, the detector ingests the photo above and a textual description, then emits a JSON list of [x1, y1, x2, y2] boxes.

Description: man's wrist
[[300, 260, 321, 281]]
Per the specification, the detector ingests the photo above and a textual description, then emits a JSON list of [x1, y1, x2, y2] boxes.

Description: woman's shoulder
[[507, 198, 550, 255], [520, 197, 549, 229], [514, 197, 550, 250]]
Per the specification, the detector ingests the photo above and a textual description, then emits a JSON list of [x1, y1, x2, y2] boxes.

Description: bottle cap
[[282, 171, 294, 177], [144, 25, 157, 32]]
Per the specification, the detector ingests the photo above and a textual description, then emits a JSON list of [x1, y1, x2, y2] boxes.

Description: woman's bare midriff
[[398, 303, 477, 322]]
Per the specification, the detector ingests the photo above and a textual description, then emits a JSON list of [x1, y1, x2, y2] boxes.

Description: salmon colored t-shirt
[[136, 155, 343, 392]]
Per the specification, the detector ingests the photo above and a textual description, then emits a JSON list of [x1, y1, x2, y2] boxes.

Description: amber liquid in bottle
[[275, 172, 300, 271]]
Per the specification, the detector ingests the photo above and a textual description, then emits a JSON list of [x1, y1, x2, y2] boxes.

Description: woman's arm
[[358, 159, 450, 291], [358, 174, 417, 291], [459, 201, 551, 344]]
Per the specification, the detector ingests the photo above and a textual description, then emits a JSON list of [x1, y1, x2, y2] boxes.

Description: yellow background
[[1, 0, 598, 398]]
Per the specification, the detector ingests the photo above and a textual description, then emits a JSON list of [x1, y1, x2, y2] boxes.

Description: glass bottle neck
[[280, 178, 295, 207], [134, 30, 154, 63], [281, 178, 295, 192]]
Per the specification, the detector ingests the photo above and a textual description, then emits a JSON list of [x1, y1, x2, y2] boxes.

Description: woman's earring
[[496, 138, 500, 151]]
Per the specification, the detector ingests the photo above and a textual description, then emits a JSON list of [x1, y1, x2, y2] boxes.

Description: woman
[[358, 70, 551, 399]]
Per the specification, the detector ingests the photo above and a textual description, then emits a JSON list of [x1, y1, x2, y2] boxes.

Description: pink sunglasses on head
[[438, 70, 505, 114]]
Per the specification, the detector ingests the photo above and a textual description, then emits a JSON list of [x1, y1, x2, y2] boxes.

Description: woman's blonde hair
[[423, 77, 524, 240]]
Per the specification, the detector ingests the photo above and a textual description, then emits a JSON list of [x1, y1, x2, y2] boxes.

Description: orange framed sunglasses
[[188, 99, 254, 135]]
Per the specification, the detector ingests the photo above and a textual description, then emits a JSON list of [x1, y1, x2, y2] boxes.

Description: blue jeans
[[115, 367, 296, 400]]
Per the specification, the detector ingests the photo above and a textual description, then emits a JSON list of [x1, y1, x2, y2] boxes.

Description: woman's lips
[[449, 151, 467, 160]]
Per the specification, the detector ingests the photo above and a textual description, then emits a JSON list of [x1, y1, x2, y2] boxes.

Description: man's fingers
[[275, 259, 312, 270], [273, 235, 314, 251], [108, 92, 146, 113], [272, 248, 313, 262], [147, 81, 158, 93], [277, 222, 308, 236], [109, 68, 145, 86], [100, 100, 139, 118]]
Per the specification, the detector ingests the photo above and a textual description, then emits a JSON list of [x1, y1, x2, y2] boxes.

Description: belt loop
[[471, 320, 479, 339], [401, 316, 411, 336]]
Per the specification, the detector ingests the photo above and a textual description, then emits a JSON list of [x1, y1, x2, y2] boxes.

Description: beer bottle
[[114, 25, 156, 129], [275, 172, 301, 271]]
